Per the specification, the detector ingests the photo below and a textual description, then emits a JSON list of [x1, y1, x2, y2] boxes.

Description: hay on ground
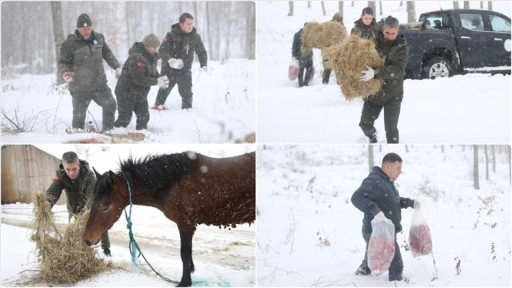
[[329, 34, 385, 101], [25, 192, 114, 285], [301, 20, 348, 57]]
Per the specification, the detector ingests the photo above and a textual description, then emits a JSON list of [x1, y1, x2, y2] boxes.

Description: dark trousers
[[298, 63, 314, 87], [359, 99, 402, 143], [360, 231, 403, 278], [154, 69, 193, 109], [70, 87, 116, 131], [114, 91, 150, 130]]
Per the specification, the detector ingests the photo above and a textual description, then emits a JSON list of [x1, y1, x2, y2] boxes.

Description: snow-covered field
[[256, 1, 511, 144], [257, 144, 511, 287], [1, 59, 255, 144]]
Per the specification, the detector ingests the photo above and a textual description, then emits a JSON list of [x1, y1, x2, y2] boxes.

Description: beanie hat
[[143, 33, 161, 48], [77, 13, 92, 28]]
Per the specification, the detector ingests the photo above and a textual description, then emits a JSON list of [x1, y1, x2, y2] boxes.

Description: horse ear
[[93, 167, 101, 179], [106, 170, 118, 186]]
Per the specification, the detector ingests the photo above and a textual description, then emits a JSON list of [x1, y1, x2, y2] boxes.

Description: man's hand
[[157, 76, 169, 88], [115, 67, 122, 79], [63, 72, 74, 83], [374, 211, 387, 221], [360, 66, 375, 82], [103, 247, 111, 257], [168, 58, 183, 69], [201, 66, 208, 73], [414, 200, 421, 209]]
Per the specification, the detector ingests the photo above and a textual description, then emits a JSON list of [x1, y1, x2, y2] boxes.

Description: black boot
[[389, 273, 403, 281], [322, 69, 331, 84], [355, 264, 371, 275]]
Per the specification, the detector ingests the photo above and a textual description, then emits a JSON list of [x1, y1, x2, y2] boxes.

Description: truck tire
[[423, 57, 451, 79]]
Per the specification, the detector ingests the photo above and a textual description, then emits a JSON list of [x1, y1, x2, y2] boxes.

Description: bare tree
[[368, 145, 375, 172], [338, 1, 344, 14], [453, 1, 460, 9], [491, 145, 496, 173], [473, 145, 480, 190], [488, 1, 493, 11], [484, 145, 489, 181], [379, 1, 383, 16], [321, 1, 326, 16], [51, 1, 64, 84], [464, 1, 470, 9], [288, 1, 294, 16], [406, 1, 416, 23], [245, 2, 256, 60], [480, 1, 484, 9], [368, 1, 377, 14]]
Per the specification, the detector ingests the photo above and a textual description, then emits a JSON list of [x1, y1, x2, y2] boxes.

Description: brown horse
[[83, 151, 255, 287]]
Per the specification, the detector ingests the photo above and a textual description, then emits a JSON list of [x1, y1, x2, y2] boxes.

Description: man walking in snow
[[58, 13, 122, 133], [114, 34, 169, 130], [46, 151, 111, 256], [292, 24, 314, 87], [358, 16, 408, 143], [152, 12, 208, 110], [351, 152, 419, 281]]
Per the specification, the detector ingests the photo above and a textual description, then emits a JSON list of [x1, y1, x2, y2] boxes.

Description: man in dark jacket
[[152, 13, 208, 110], [351, 152, 419, 281], [359, 16, 408, 143], [114, 34, 169, 130], [292, 25, 314, 87], [46, 151, 111, 256], [351, 7, 379, 41], [58, 14, 121, 132]]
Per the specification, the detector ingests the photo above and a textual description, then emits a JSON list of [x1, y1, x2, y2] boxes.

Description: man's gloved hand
[[157, 76, 169, 88], [168, 58, 184, 69], [201, 66, 208, 73], [115, 67, 122, 79], [63, 71, 74, 83], [414, 200, 421, 209], [374, 211, 387, 221], [360, 66, 375, 82], [103, 247, 111, 257]]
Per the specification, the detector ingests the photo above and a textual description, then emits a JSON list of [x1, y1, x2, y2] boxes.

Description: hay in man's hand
[[27, 192, 114, 285]]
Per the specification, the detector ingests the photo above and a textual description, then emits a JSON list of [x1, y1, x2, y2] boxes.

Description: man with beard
[[358, 16, 408, 143], [114, 34, 169, 130], [152, 13, 208, 110]]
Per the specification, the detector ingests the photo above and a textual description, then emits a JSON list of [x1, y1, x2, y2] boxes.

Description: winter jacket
[[46, 160, 96, 215], [351, 166, 415, 234], [369, 33, 408, 105], [159, 23, 207, 73], [292, 28, 313, 66], [58, 30, 120, 92], [351, 18, 379, 40], [115, 42, 160, 98]]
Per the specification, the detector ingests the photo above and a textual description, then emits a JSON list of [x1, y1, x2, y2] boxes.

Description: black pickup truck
[[400, 9, 511, 79]]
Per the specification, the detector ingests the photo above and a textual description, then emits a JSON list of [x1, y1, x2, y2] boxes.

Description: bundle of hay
[[328, 35, 385, 101], [27, 192, 114, 285], [301, 20, 348, 57]]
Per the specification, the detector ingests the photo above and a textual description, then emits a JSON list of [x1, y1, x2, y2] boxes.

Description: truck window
[[460, 13, 485, 31], [489, 14, 511, 33], [420, 15, 445, 29]]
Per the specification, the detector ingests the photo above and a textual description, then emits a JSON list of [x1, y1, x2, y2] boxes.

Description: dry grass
[[324, 35, 385, 101], [301, 20, 348, 57], [25, 192, 114, 285]]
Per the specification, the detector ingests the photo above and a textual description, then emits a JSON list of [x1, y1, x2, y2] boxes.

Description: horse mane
[[119, 151, 196, 190]]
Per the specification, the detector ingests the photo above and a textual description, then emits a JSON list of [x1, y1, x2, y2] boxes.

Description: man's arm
[[58, 38, 74, 76], [399, 196, 415, 209], [84, 170, 97, 209], [158, 33, 173, 66], [374, 44, 408, 80], [195, 34, 208, 68], [351, 179, 382, 217], [46, 177, 64, 208], [102, 41, 121, 70]]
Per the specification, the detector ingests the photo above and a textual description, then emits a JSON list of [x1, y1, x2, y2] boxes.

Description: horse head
[[83, 167, 129, 246]]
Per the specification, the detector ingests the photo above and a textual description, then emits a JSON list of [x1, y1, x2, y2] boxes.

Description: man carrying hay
[[46, 151, 111, 256], [292, 24, 314, 87], [358, 16, 408, 143], [351, 153, 420, 281]]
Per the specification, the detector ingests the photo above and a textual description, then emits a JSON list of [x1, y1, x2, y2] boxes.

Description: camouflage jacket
[[351, 18, 379, 41], [58, 30, 120, 92], [46, 160, 96, 215]]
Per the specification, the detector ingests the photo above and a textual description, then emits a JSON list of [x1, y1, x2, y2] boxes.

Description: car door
[[456, 12, 491, 68], [485, 12, 511, 67]]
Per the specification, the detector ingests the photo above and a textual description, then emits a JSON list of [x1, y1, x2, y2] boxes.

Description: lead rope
[[121, 172, 180, 285]]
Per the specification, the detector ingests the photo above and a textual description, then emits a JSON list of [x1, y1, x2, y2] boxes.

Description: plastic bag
[[368, 218, 395, 276], [288, 58, 300, 81], [409, 208, 433, 257]]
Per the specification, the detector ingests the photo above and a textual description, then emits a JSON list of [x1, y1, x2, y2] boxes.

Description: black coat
[[351, 166, 415, 234], [159, 23, 207, 73], [292, 28, 313, 67]]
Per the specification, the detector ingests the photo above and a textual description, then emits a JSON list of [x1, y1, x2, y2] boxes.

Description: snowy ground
[[256, 1, 511, 144], [1, 59, 255, 144], [257, 144, 511, 287]]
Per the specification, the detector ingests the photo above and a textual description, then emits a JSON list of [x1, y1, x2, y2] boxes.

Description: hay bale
[[26, 192, 114, 285], [333, 35, 385, 101], [301, 20, 348, 56]]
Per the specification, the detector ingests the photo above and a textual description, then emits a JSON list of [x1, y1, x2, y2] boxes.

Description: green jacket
[[159, 23, 207, 73], [46, 160, 96, 215], [370, 33, 409, 105], [58, 30, 120, 92], [351, 19, 379, 40]]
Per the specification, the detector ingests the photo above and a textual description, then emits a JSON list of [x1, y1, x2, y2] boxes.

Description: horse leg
[[177, 223, 196, 287]]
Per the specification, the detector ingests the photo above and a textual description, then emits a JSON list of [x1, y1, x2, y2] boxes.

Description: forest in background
[[1, 1, 256, 78]]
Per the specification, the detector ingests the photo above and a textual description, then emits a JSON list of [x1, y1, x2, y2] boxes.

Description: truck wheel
[[423, 57, 451, 79]]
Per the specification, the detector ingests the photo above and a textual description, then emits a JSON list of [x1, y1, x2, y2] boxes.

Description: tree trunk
[[453, 1, 460, 9], [379, 1, 383, 16], [321, 1, 326, 16], [488, 1, 493, 10], [338, 1, 344, 14], [246, 2, 256, 59], [464, 1, 470, 9], [51, 1, 65, 84], [484, 145, 489, 181], [206, 2, 214, 61], [367, 1, 377, 14], [368, 145, 375, 172], [491, 145, 496, 173], [406, 1, 416, 23], [288, 1, 294, 16], [473, 145, 480, 190], [480, 1, 484, 9]]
